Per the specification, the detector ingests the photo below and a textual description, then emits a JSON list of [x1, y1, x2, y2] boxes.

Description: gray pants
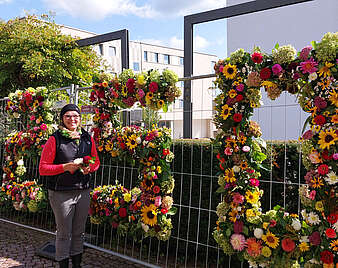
[[48, 189, 90, 261]]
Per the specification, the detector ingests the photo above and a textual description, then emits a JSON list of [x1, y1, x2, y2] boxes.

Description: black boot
[[71, 253, 82, 268], [58, 258, 69, 268]]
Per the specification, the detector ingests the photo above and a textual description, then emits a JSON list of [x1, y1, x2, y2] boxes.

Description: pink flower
[[272, 64, 283, 75], [318, 164, 329, 175], [314, 96, 327, 110], [309, 231, 321, 246], [232, 192, 244, 204], [242, 146, 250, 152], [137, 89, 145, 99], [155, 196, 161, 207], [236, 84, 244, 92], [149, 82, 159, 93], [309, 190, 316, 200], [40, 124, 47, 130], [30, 115, 36, 121], [219, 65, 224, 73], [293, 72, 300, 80], [234, 221, 243, 233], [300, 58, 318, 74], [249, 178, 259, 187], [333, 153, 338, 160], [224, 147, 233, 155], [302, 130, 313, 140], [230, 234, 246, 251], [299, 46, 312, 61], [251, 52, 263, 64]]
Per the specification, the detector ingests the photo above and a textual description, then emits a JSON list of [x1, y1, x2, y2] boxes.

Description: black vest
[[46, 129, 92, 191]]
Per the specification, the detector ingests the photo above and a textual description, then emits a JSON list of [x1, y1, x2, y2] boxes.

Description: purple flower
[[293, 73, 300, 80], [236, 84, 244, 91], [314, 96, 327, 110], [272, 64, 283, 75], [333, 153, 338, 160], [234, 221, 244, 234], [300, 58, 318, 74], [299, 46, 312, 61], [302, 130, 314, 140]]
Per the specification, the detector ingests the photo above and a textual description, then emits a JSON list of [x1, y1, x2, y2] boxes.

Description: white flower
[[291, 219, 301, 231], [301, 209, 307, 219], [13, 112, 20, 118], [136, 137, 142, 144], [141, 223, 149, 233], [242, 146, 250, 152], [299, 236, 309, 243], [308, 72, 318, 81], [17, 159, 24, 166], [254, 228, 263, 239], [248, 260, 258, 268], [325, 171, 337, 185], [233, 166, 240, 173], [73, 158, 83, 165], [307, 212, 320, 225]]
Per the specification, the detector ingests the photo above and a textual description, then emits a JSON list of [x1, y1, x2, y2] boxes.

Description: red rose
[[318, 164, 329, 175], [281, 238, 296, 252], [161, 208, 168, 214], [119, 207, 127, 218], [325, 228, 336, 239], [233, 113, 242, 123], [327, 213, 338, 224], [314, 115, 326, 126], [235, 94, 244, 102], [153, 186, 160, 194], [83, 156, 92, 165], [163, 149, 170, 156], [149, 82, 159, 93], [320, 250, 334, 264], [251, 52, 263, 64], [260, 68, 271, 80]]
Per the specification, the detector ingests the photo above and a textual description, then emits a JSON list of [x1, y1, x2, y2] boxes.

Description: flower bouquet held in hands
[[74, 156, 96, 173]]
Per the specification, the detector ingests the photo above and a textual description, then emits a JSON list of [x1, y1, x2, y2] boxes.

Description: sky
[[0, 0, 229, 58]]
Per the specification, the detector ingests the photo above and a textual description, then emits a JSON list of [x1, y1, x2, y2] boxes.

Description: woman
[[39, 104, 100, 268]]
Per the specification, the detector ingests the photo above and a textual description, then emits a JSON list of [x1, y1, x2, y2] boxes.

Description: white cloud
[[0, 0, 12, 4], [42, 0, 226, 19], [169, 36, 183, 49], [194, 35, 210, 50], [136, 38, 164, 46]]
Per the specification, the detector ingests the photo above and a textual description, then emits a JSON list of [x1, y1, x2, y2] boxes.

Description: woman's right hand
[[63, 162, 80, 174]]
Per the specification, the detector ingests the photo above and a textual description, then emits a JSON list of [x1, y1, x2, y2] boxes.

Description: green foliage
[[0, 14, 102, 97]]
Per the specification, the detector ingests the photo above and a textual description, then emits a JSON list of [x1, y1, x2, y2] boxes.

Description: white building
[[60, 25, 218, 139], [227, 0, 338, 140]]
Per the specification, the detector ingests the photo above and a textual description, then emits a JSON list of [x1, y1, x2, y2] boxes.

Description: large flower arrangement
[[0, 180, 47, 213], [89, 125, 176, 241], [213, 32, 337, 267]]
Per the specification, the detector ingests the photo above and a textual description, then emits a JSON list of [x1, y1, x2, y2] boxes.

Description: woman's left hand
[[82, 166, 90, 175]]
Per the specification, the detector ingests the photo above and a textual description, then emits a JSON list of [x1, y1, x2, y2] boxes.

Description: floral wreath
[[212, 32, 337, 267], [88, 69, 179, 240]]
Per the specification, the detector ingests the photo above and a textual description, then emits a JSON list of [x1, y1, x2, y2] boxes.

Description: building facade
[[60, 25, 218, 139]]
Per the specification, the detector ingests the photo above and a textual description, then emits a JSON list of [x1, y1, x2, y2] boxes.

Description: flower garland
[[213, 32, 337, 267]]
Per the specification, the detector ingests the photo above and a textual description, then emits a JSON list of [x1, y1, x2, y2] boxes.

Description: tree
[[0, 14, 102, 98]]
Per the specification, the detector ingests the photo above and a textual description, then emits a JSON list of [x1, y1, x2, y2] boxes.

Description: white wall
[[227, 0, 338, 140]]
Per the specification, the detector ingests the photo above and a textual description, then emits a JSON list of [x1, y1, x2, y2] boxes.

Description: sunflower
[[141, 178, 154, 191], [223, 64, 237, 79], [245, 190, 260, 204], [220, 104, 233, 120], [318, 128, 337, 150], [126, 134, 137, 150], [239, 160, 248, 170], [228, 89, 237, 98], [330, 239, 338, 251], [102, 81, 109, 88], [332, 114, 338, 124], [238, 135, 247, 144], [33, 100, 39, 108], [310, 177, 324, 188], [225, 137, 237, 148], [261, 81, 277, 89], [141, 204, 158, 226], [146, 92, 154, 100], [329, 90, 338, 107], [121, 86, 128, 97], [318, 62, 334, 78], [224, 168, 236, 183], [262, 230, 279, 249], [157, 100, 164, 108]]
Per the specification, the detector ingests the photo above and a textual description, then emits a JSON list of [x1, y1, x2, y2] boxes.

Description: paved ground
[[0, 220, 146, 268]]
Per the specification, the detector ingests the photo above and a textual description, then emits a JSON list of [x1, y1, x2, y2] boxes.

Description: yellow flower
[[318, 128, 337, 150], [319, 79, 331, 90], [228, 89, 237, 98], [261, 81, 277, 89], [299, 242, 310, 252], [245, 190, 260, 204], [238, 135, 247, 144], [121, 86, 128, 97], [330, 239, 338, 251], [223, 64, 237, 79], [263, 222, 269, 229], [329, 90, 338, 107], [137, 75, 145, 85], [123, 193, 131, 202], [126, 134, 137, 150], [315, 201, 324, 212], [157, 100, 164, 108], [261, 246, 271, 257], [310, 177, 324, 188], [228, 209, 238, 222], [239, 160, 248, 170], [141, 204, 157, 226], [220, 104, 233, 120], [262, 230, 279, 249], [224, 168, 236, 183], [157, 166, 162, 174], [102, 81, 109, 87], [332, 113, 338, 124], [146, 92, 153, 100], [318, 62, 334, 78], [110, 149, 118, 157], [246, 209, 256, 218]]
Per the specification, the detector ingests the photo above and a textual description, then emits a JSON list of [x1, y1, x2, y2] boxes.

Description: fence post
[[74, 85, 79, 106]]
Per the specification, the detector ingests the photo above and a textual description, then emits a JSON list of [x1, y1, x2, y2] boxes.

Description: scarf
[[59, 126, 82, 144]]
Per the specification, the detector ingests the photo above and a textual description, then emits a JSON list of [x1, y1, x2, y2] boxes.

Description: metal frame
[[183, 0, 313, 138], [76, 29, 130, 69]]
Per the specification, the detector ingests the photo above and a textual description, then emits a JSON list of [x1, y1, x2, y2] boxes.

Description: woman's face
[[63, 111, 80, 131]]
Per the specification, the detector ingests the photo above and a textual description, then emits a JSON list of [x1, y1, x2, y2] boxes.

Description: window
[[108, 46, 116, 56], [179, 57, 184, 65], [211, 61, 216, 71], [144, 51, 148, 62], [154, 53, 159, 63], [159, 120, 171, 128], [164, 54, 170, 64], [99, 44, 104, 55], [133, 62, 140, 71], [175, 99, 184, 109]]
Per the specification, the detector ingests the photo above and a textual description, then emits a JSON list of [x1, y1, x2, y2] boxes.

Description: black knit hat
[[60, 104, 81, 119]]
